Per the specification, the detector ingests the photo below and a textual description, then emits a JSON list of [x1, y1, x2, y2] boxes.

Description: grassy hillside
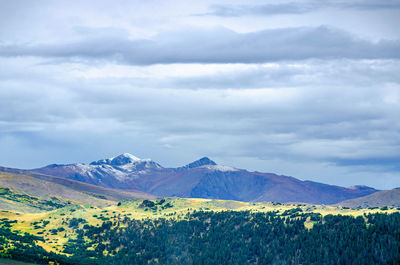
[[0, 198, 399, 264], [338, 188, 400, 208], [0, 167, 154, 211], [1, 197, 399, 255]]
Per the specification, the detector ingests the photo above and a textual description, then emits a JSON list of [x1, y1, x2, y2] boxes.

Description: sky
[[0, 0, 399, 189]]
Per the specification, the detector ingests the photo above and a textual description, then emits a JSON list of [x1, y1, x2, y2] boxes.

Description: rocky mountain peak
[[183, 157, 217, 169]]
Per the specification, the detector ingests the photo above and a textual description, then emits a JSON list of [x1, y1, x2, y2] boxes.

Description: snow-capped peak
[[76, 153, 163, 180], [90, 153, 147, 166], [111, 153, 142, 165]]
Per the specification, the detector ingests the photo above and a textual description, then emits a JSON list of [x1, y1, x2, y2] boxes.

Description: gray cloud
[[203, 0, 400, 17], [1, 57, 399, 186], [1, 0, 400, 189], [1, 27, 399, 64]]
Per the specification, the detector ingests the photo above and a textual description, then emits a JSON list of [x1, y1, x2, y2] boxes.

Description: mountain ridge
[[30, 153, 378, 204]]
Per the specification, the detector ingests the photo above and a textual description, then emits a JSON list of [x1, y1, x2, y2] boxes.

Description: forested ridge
[[1, 211, 399, 264]]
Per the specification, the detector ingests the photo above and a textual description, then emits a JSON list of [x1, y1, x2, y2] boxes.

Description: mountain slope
[[143, 169, 377, 204], [337, 188, 400, 208], [0, 166, 154, 211], [32, 153, 378, 204]]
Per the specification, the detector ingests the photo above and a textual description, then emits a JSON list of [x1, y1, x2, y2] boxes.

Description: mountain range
[[32, 153, 378, 204]]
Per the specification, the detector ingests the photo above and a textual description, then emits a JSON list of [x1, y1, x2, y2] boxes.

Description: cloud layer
[[1, 27, 399, 65], [0, 0, 399, 189], [204, 0, 400, 16]]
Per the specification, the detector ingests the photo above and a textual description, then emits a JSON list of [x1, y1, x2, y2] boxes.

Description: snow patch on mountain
[[200, 165, 239, 172], [72, 164, 96, 178]]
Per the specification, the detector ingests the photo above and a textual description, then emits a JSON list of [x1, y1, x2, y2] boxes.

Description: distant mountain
[[32, 153, 378, 204], [35, 153, 163, 189], [337, 188, 400, 208], [0, 166, 154, 212]]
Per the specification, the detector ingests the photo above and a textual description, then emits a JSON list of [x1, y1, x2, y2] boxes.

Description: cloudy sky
[[1, 0, 399, 189]]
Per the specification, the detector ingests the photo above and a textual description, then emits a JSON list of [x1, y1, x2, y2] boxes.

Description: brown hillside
[[337, 188, 400, 208], [0, 167, 154, 210]]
